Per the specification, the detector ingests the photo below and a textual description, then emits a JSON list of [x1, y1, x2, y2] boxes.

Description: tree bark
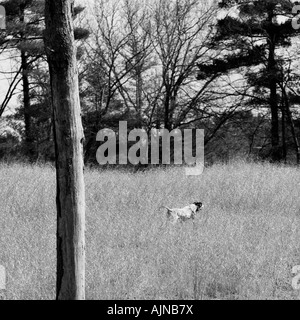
[[164, 85, 171, 131], [269, 75, 280, 162], [267, 11, 280, 162], [20, 4, 34, 158], [21, 50, 34, 157], [286, 106, 300, 165], [136, 67, 143, 127], [44, 0, 86, 300], [282, 87, 300, 165], [281, 102, 287, 164]]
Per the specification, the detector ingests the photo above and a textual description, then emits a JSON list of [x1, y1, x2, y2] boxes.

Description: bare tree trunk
[[267, 11, 280, 162], [136, 68, 143, 127], [281, 102, 287, 164], [20, 4, 34, 158], [282, 87, 300, 165], [44, 0, 86, 300], [269, 52, 280, 162], [164, 86, 171, 131], [287, 107, 300, 165], [270, 75, 280, 162], [21, 50, 34, 158]]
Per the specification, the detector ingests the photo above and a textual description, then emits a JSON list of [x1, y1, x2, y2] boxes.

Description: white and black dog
[[162, 202, 203, 224]]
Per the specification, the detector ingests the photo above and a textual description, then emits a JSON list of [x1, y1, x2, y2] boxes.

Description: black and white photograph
[[0, 0, 300, 302]]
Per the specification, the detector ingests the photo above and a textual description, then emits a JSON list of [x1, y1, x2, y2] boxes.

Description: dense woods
[[1, 0, 300, 165]]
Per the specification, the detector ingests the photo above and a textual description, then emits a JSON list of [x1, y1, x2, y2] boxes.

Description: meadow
[[0, 160, 300, 300]]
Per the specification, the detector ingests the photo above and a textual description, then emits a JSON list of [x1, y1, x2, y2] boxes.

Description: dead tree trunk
[[20, 4, 34, 158], [21, 50, 34, 157], [268, 61, 280, 161], [281, 103, 287, 164], [282, 86, 300, 165], [267, 11, 280, 162], [44, 0, 86, 300]]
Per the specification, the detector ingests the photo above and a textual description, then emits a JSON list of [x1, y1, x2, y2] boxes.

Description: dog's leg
[[192, 218, 196, 230], [166, 209, 173, 219], [162, 206, 173, 220], [172, 214, 179, 224]]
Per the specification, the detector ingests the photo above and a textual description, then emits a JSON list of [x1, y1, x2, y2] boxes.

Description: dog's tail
[[160, 205, 173, 219], [160, 205, 172, 211]]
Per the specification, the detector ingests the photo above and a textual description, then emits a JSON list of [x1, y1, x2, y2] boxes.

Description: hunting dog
[[162, 202, 203, 224]]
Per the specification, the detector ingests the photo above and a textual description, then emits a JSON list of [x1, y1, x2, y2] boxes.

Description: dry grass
[[1, 160, 300, 299]]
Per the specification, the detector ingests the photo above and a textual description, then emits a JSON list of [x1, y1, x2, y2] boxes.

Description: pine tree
[[0, 0, 89, 159], [0, 0, 44, 157], [198, 0, 300, 162]]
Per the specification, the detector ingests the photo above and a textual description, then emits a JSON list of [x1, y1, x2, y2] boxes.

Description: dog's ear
[[193, 202, 203, 210]]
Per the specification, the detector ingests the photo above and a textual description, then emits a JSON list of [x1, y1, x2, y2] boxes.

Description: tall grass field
[[0, 161, 300, 300]]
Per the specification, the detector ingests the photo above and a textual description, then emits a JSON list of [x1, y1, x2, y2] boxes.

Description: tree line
[[1, 0, 300, 165]]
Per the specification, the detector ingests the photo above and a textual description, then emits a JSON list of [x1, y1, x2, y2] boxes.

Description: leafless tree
[[147, 0, 221, 130], [83, 0, 152, 119], [83, 0, 226, 132]]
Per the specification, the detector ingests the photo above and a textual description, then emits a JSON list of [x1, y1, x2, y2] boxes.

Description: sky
[[0, 0, 299, 118], [0, 0, 92, 117], [0, 49, 21, 116]]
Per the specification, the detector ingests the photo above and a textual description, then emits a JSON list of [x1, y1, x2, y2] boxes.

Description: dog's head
[[193, 202, 203, 212]]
